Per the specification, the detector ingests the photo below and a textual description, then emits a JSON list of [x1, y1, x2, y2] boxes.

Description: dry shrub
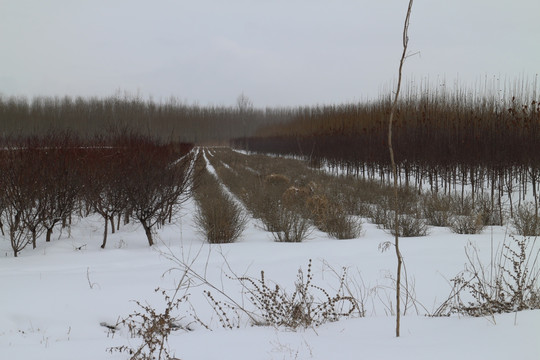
[[254, 195, 282, 232], [450, 194, 474, 216], [368, 203, 391, 227], [195, 193, 247, 244], [306, 194, 361, 239], [368, 189, 419, 224], [208, 155, 273, 233], [475, 193, 503, 226], [352, 178, 392, 208], [208, 149, 378, 241], [435, 236, 540, 317], [385, 211, 428, 237], [422, 193, 454, 227], [245, 173, 313, 242], [107, 288, 187, 360], [446, 194, 485, 234], [340, 188, 369, 216], [396, 188, 421, 215], [282, 185, 312, 210], [238, 259, 357, 328], [307, 172, 371, 216], [450, 213, 484, 234], [306, 194, 331, 227], [271, 209, 311, 243], [512, 202, 540, 236], [193, 158, 247, 244], [324, 212, 362, 240], [208, 155, 246, 198], [248, 173, 293, 233], [265, 173, 290, 187]]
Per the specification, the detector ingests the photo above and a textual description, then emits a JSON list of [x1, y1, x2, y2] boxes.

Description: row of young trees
[[236, 92, 539, 167], [231, 86, 540, 213], [0, 132, 193, 257]]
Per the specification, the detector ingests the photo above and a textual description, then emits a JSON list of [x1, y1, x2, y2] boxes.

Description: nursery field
[[1, 147, 539, 360]]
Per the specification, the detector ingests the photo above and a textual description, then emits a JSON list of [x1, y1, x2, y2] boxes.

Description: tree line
[[0, 94, 295, 144]]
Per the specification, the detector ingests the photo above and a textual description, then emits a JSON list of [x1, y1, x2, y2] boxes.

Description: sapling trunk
[[387, 0, 413, 338], [110, 216, 115, 234], [31, 228, 37, 249], [46, 227, 53, 243], [142, 221, 154, 246]]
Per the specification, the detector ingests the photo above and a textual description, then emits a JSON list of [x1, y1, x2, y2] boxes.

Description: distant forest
[[0, 94, 295, 144]]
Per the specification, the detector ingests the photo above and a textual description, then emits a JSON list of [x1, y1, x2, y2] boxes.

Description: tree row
[[0, 132, 193, 256]]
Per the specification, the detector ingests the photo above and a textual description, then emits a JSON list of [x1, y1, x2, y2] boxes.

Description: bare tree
[[388, 0, 414, 338], [236, 92, 253, 112], [237, 92, 253, 150], [84, 149, 129, 249], [39, 145, 82, 244], [124, 141, 193, 246], [0, 149, 37, 257]]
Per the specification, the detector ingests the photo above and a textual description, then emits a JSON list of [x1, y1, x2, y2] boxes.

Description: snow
[[1, 190, 539, 359]]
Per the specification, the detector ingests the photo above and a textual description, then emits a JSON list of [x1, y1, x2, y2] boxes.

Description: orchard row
[[0, 132, 193, 257]]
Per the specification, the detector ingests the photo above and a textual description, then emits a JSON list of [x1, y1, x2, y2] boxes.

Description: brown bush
[[450, 213, 484, 235], [385, 212, 428, 237], [512, 202, 540, 236], [271, 209, 311, 243], [264, 173, 290, 187], [193, 155, 247, 244], [422, 193, 454, 227]]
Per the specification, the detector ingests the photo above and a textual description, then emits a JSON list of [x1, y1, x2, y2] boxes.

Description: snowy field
[[1, 189, 539, 360]]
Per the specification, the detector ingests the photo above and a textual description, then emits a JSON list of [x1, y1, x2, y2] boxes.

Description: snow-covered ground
[[1, 194, 539, 359]]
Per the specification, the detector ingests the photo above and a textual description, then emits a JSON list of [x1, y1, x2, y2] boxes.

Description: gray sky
[[1, 0, 539, 107]]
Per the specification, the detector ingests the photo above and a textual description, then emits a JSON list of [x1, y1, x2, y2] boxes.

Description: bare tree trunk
[[531, 169, 538, 216], [31, 229, 37, 249], [506, 171, 514, 218], [12, 234, 18, 258], [124, 210, 130, 225], [142, 221, 154, 246], [101, 215, 109, 249], [110, 216, 115, 234], [46, 227, 53, 243], [388, 0, 413, 338], [471, 168, 476, 209]]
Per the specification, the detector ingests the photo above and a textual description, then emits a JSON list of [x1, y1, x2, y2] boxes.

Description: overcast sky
[[1, 0, 539, 107]]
